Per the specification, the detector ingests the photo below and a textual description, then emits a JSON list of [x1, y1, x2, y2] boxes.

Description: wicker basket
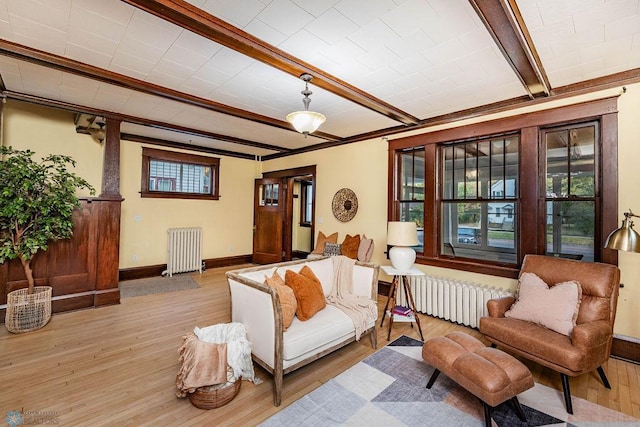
[[5, 286, 52, 333], [189, 379, 241, 409]]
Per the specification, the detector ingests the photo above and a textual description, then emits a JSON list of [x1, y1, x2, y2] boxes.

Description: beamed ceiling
[[0, 0, 638, 160]]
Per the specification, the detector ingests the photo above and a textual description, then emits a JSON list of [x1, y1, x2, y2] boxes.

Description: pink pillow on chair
[[505, 272, 582, 336]]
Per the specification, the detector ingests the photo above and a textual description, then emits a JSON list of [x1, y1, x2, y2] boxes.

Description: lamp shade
[[605, 217, 640, 252], [286, 111, 326, 134], [387, 221, 419, 246]]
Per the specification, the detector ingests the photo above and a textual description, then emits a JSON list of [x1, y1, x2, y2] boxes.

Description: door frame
[[262, 165, 316, 260]]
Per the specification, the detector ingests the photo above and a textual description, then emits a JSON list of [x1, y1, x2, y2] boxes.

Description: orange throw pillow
[[265, 272, 297, 331], [311, 231, 338, 254], [285, 266, 326, 321], [341, 234, 361, 259]]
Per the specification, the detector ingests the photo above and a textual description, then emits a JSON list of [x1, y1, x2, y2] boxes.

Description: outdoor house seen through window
[[141, 148, 220, 200], [387, 98, 618, 278]]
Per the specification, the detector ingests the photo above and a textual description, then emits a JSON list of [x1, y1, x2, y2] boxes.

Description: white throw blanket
[[194, 322, 256, 383], [326, 256, 377, 341]]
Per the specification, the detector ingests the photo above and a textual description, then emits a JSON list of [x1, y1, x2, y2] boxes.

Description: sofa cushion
[[282, 305, 354, 361], [305, 257, 334, 296], [358, 234, 374, 262], [323, 242, 342, 256], [311, 231, 338, 254], [341, 234, 360, 259], [265, 271, 296, 331], [285, 267, 326, 321], [506, 272, 582, 336], [479, 316, 586, 372]]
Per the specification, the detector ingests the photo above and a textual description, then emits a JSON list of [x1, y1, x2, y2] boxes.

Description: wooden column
[[95, 117, 123, 306], [100, 118, 122, 198]]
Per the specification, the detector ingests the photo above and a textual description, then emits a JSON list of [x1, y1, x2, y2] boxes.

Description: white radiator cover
[[164, 227, 203, 277], [396, 275, 513, 328]]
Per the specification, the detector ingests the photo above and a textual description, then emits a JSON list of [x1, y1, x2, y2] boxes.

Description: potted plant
[[0, 146, 95, 333]]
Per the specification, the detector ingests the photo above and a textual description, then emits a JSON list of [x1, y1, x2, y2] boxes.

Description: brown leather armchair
[[479, 254, 620, 414]]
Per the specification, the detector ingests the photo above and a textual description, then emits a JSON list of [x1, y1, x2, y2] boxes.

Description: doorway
[[252, 166, 316, 263]]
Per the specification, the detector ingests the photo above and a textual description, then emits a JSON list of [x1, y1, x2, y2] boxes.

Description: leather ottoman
[[422, 332, 533, 427]]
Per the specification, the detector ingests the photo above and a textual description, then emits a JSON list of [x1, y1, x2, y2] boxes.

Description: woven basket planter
[[189, 379, 241, 410], [5, 286, 52, 333]]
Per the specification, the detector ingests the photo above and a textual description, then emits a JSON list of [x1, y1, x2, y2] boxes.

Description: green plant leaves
[[0, 146, 96, 290]]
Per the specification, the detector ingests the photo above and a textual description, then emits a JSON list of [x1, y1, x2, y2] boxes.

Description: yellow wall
[[2, 101, 103, 196], [265, 83, 640, 339], [2, 100, 257, 270], [118, 142, 256, 269]]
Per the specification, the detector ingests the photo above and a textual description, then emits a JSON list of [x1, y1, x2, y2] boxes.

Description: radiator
[[163, 227, 203, 277], [396, 275, 513, 328]]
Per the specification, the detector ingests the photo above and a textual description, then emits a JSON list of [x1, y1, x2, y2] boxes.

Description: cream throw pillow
[[505, 272, 582, 336]]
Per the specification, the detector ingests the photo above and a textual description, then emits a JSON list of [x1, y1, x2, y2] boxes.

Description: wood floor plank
[[0, 265, 637, 425]]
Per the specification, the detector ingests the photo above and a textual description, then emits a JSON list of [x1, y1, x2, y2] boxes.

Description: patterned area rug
[[261, 335, 639, 426], [118, 274, 200, 298]]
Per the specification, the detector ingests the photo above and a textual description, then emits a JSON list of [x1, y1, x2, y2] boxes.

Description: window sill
[[140, 191, 219, 200], [415, 255, 519, 279]]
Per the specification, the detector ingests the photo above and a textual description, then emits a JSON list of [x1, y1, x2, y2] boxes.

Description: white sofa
[[226, 256, 379, 406]]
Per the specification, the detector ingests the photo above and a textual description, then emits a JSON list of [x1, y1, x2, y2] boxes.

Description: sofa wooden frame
[[226, 257, 379, 406]]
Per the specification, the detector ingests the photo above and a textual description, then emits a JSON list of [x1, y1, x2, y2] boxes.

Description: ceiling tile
[[256, 0, 315, 37], [244, 18, 288, 46], [65, 41, 113, 69], [8, 13, 67, 55], [123, 10, 181, 53], [347, 19, 401, 52], [335, 0, 396, 27], [6, 0, 70, 33], [74, 0, 134, 27], [174, 30, 223, 58], [277, 29, 330, 64], [196, 0, 266, 28], [305, 8, 358, 44], [111, 50, 156, 76], [291, 0, 339, 18]]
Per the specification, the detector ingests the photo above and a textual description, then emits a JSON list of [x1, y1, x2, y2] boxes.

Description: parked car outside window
[[457, 227, 479, 244]]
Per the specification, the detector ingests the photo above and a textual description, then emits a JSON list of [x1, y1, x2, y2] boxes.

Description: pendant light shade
[[286, 73, 326, 136], [286, 110, 326, 134]]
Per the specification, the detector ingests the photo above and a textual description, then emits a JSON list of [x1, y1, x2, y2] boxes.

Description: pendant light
[[286, 73, 326, 136]]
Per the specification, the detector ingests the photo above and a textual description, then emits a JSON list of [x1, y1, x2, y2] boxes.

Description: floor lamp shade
[[387, 222, 419, 272], [605, 211, 640, 253]]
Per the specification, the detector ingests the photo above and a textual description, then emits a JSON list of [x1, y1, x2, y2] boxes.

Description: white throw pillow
[[505, 272, 582, 336], [305, 257, 334, 297]]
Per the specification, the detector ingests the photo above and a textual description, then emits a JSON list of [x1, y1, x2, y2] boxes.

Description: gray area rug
[[119, 275, 200, 298], [261, 335, 639, 427]]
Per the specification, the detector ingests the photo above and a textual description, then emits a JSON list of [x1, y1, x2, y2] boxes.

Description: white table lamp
[[387, 221, 419, 272]]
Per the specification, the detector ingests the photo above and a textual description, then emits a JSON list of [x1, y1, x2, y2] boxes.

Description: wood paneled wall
[[0, 198, 122, 321]]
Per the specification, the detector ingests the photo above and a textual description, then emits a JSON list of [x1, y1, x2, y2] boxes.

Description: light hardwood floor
[[1, 265, 638, 426]]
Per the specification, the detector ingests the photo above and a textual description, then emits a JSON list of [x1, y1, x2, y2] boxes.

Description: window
[[258, 182, 279, 206], [397, 147, 425, 252], [300, 180, 313, 226], [141, 148, 219, 200], [388, 98, 618, 278], [544, 122, 598, 262], [441, 135, 519, 263]]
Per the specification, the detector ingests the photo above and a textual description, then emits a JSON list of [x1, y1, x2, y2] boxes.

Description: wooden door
[[253, 178, 285, 264]]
